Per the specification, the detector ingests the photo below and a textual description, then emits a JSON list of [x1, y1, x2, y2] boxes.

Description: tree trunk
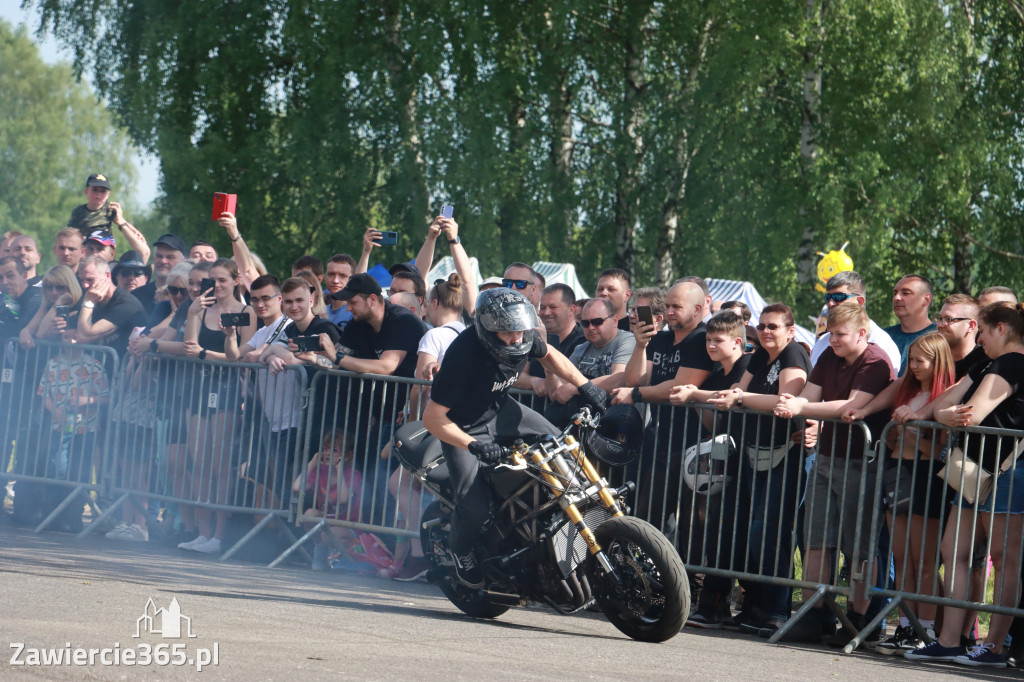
[[795, 0, 828, 285]]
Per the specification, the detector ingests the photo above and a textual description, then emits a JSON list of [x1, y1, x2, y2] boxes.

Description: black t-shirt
[[431, 327, 547, 430], [285, 315, 342, 380], [698, 354, 751, 472], [617, 316, 631, 332], [91, 287, 148, 357], [957, 344, 990, 382], [743, 342, 811, 448], [0, 285, 43, 342], [528, 324, 586, 379], [339, 302, 426, 379], [645, 324, 715, 386], [130, 284, 156, 315], [960, 352, 1024, 471]]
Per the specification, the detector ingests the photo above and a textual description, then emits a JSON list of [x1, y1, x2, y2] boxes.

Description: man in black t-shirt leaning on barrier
[[422, 288, 608, 588]]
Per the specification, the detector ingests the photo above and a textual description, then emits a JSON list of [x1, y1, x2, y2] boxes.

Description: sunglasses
[[825, 292, 854, 304], [580, 316, 609, 328], [167, 286, 187, 296], [756, 322, 785, 331], [43, 284, 69, 292], [120, 269, 147, 278], [502, 278, 531, 290]]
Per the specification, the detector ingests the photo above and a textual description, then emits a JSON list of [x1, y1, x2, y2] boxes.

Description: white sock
[[899, 617, 911, 628], [919, 619, 935, 630]]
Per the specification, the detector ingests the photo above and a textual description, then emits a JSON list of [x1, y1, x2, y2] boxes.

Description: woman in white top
[[387, 273, 465, 580]]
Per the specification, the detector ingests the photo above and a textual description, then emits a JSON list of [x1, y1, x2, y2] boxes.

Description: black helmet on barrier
[[585, 404, 645, 466], [474, 287, 540, 365]]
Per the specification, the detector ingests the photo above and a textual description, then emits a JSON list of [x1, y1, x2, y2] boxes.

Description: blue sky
[[1, 0, 160, 207]]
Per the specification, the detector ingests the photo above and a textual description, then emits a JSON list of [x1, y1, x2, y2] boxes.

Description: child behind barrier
[[34, 330, 110, 532], [874, 333, 954, 654], [294, 429, 363, 571]]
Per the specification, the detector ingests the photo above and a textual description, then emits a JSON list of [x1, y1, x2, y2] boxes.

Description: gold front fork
[[564, 435, 625, 518], [528, 450, 603, 555]]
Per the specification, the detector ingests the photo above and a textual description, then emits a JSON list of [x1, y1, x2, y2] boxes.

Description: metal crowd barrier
[[851, 419, 1024, 653], [91, 353, 310, 561], [8, 340, 1024, 646], [1, 339, 120, 533]]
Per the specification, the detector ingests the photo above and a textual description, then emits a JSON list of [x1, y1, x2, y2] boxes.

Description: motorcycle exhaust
[[482, 590, 525, 606]]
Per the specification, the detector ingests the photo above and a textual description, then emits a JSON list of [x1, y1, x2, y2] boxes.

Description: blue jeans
[[745, 446, 802, 621]]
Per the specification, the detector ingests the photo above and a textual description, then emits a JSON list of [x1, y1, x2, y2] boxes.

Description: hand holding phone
[[55, 305, 71, 320], [374, 231, 398, 246], [440, 205, 454, 220]]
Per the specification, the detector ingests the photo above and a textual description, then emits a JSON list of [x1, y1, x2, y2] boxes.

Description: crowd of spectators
[[2, 172, 1024, 667]]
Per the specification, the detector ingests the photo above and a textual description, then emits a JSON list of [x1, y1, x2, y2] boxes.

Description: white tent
[[425, 256, 484, 287], [707, 278, 817, 346], [531, 261, 589, 299]]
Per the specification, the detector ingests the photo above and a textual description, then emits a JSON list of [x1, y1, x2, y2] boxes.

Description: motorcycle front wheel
[[420, 501, 510, 620], [589, 516, 690, 643]]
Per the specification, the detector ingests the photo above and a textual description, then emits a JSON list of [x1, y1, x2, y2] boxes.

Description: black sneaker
[[778, 608, 836, 644], [877, 625, 925, 655], [904, 640, 965, 663], [454, 552, 484, 589], [685, 608, 724, 629], [828, 611, 881, 649], [758, 617, 787, 638]]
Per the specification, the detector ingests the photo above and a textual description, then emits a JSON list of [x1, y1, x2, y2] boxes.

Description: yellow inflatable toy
[[814, 242, 853, 294]]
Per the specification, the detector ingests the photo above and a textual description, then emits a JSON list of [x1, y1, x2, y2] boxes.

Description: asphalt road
[[0, 520, 1004, 680]]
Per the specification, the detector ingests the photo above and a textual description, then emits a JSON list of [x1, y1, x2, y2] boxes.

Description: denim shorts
[[977, 463, 1024, 514]]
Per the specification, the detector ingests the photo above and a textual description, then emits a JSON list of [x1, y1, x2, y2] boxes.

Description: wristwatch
[[150, 339, 159, 353], [82, 300, 95, 309], [631, 386, 643, 404], [448, 236, 461, 245], [199, 349, 207, 360]]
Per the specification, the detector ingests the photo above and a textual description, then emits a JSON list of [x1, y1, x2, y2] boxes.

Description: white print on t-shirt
[[652, 349, 681, 371], [491, 374, 520, 393], [766, 359, 780, 387]]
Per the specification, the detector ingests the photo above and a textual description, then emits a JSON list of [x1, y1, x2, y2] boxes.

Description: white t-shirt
[[417, 321, 465, 366], [810, 319, 901, 371], [247, 316, 302, 432]]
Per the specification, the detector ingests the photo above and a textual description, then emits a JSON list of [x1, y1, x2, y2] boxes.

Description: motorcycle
[[393, 406, 690, 643]]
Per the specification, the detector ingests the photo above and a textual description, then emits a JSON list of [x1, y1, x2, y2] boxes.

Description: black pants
[[445, 399, 557, 555]]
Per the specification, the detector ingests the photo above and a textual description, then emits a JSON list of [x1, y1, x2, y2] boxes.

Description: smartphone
[[221, 312, 251, 328], [440, 205, 454, 220], [293, 335, 323, 352], [635, 305, 654, 328], [212, 192, 237, 220], [55, 305, 71, 319], [375, 231, 398, 246], [200, 278, 216, 299]]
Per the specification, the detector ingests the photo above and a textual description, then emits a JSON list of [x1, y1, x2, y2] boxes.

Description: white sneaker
[[178, 535, 209, 550], [105, 523, 132, 540], [125, 523, 149, 541], [191, 537, 222, 554]]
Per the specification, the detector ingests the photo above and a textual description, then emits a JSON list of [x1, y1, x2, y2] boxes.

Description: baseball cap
[[388, 262, 422, 279], [479, 276, 505, 291], [330, 273, 382, 301], [85, 229, 116, 248], [86, 173, 111, 190], [153, 233, 187, 255]]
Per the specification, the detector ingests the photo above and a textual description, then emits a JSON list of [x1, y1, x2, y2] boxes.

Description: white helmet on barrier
[[682, 434, 735, 496]]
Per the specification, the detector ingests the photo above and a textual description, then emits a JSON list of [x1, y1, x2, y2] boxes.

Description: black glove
[[578, 381, 608, 415], [469, 440, 504, 465]]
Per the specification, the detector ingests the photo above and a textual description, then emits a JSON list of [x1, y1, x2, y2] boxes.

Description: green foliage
[[0, 20, 139, 265], [25, 0, 1024, 322]]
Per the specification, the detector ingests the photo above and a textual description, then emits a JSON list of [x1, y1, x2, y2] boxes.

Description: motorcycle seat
[[393, 421, 452, 490]]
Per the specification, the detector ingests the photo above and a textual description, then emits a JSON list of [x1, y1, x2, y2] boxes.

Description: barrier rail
[[5, 341, 1024, 652], [2, 339, 120, 533]]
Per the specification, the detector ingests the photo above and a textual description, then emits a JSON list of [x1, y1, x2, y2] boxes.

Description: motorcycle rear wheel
[[590, 516, 690, 643], [420, 501, 509, 619]]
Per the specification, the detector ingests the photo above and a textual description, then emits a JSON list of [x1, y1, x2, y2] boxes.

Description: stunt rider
[[422, 288, 607, 588]]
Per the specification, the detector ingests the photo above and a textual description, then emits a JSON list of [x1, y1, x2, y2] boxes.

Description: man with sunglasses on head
[[810, 271, 901, 370], [545, 297, 634, 426]]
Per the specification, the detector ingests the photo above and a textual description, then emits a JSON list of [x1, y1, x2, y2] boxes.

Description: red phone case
[[212, 193, 237, 220]]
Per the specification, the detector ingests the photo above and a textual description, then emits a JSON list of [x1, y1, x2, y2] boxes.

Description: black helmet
[[474, 287, 540, 364], [584, 404, 645, 466]]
